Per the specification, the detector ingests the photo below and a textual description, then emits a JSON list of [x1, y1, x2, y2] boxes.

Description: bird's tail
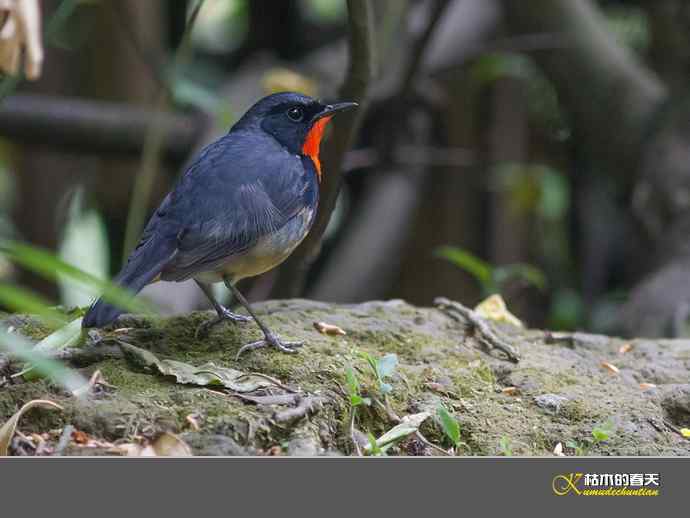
[[82, 237, 176, 328]]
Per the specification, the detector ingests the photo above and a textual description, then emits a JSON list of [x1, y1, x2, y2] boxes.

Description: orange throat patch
[[302, 115, 332, 182]]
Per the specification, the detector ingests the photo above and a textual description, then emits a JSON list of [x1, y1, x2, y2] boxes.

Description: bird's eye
[[286, 106, 304, 122]]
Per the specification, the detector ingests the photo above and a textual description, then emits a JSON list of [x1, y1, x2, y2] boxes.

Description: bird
[[82, 91, 357, 358]]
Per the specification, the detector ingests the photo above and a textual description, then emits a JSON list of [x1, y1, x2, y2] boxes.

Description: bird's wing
[[152, 132, 315, 281]]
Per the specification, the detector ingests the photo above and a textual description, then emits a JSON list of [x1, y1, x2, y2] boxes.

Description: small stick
[[273, 396, 323, 424], [434, 297, 520, 363], [237, 372, 297, 393]]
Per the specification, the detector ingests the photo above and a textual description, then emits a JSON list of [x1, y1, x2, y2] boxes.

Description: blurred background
[[1, 0, 690, 338]]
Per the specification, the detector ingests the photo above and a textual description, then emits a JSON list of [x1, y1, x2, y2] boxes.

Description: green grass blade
[[434, 246, 493, 287], [0, 282, 67, 327], [0, 239, 154, 315], [0, 328, 85, 393]]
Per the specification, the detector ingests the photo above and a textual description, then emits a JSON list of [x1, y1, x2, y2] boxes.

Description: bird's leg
[[194, 280, 252, 338], [223, 277, 303, 359]]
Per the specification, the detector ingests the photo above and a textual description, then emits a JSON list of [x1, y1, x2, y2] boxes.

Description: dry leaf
[[114, 432, 192, 457], [185, 414, 200, 432], [553, 442, 565, 456], [501, 386, 519, 396], [119, 342, 273, 392], [618, 343, 633, 354], [0, 399, 63, 455], [313, 321, 346, 336], [71, 430, 89, 444], [0, 0, 43, 79], [474, 294, 524, 328], [601, 361, 620, 375], [639, 383, 657, 391]]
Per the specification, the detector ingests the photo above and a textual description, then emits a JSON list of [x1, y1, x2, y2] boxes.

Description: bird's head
[[235, 92, 357, 181]]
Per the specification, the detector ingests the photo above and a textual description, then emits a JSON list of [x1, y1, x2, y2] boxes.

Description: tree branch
[[0, 93, 204, 162], [271, 0, 377, 298]]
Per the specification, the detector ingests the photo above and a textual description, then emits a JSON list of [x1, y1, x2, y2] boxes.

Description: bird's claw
[[195, 308, 252, 339], [235, 333, 303, 360]]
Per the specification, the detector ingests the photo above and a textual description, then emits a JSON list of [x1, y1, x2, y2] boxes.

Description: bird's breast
[[215, 205, 316, 282]]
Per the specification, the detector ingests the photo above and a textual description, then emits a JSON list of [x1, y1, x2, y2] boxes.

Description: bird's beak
[[314, 101, 358, 120]]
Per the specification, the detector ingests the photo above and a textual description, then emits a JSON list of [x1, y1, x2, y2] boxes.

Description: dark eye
[[286, 106, 304, 122]]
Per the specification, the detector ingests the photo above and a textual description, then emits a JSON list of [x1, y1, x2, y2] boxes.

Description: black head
[[233, 92, 357, 154]]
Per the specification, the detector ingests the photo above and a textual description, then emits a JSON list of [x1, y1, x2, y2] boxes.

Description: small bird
[[83, 92, 357, 357]]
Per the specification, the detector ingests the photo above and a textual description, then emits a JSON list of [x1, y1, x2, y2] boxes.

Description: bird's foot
[[235, 332, 303, 360], [195, 308, 252, 338]]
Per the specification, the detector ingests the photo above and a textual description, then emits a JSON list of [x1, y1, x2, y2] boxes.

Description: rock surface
[[2, 299, 690, 456]]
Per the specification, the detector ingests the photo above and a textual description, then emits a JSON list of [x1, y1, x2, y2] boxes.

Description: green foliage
[[359, 351, 398, 395], [0, 282, 66, 328], [0, 239, 153, 315], [499, 436, 513, 456], [591, 422, 614, 444], [345, 365, 369, 407], [566, 421, 615, 456], [0, 328, 85, 393], [436, 404, 461, 448], [58, 188, 110, 308], [435, 246, 546, 296]]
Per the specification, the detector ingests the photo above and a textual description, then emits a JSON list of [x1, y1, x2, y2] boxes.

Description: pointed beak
[[314, 101, 358, 120]]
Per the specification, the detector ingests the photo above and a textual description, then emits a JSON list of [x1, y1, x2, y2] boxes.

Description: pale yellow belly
[[194, 207, 314, 284]]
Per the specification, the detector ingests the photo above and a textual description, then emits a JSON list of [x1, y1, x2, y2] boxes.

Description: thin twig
[[273, 396, 324, 424], [415, 431, 452, 456], [350, 408, 363, 456], [272, 0, 377, 298], [434, 297, 520, 363], [236, 372, 297, 393], [122, 0, 206, 258], [230, 393, 300, 406]]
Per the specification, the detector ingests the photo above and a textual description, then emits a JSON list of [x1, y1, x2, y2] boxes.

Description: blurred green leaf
[[548, 289, 584, 331], [493, 263, 547, 291], [0, 239, 153, 315], [0, 282, 66, 327], [21, 317, 84, 381], [0, 328, 85, 392], [435, 246, 493, 288], [58, 188, 110, 308], [538, 167, 570, 221]]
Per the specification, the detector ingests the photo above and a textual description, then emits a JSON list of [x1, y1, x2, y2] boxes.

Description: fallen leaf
[[474, 294, 523, 328], [639, 383, 657, 391], [364, 412, 431, 453], [0, 399, 63, 455], [553, 442, 565, 456], [71, 429, 89, 444], [113, 432, 192, 457], [185, 414, 200, 431], [266, 445, 282, 456], [119, 342, 273, 392], [601, 361, 620, 375], [680, 428, 690, 439], [501, 386, 519, 396], [313, 322, 346, 336], [618, 343, 633, 354]]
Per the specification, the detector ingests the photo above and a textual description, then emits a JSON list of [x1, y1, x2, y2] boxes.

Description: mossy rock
[[2, 299, 690, 456]]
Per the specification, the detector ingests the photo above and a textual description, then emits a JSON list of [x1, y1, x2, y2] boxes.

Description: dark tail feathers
[[82, 238, 176, 329]]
